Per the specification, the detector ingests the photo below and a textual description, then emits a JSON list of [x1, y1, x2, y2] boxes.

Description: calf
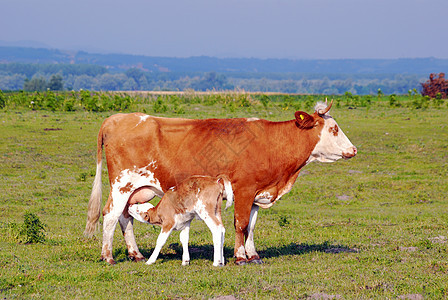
[[128, 175, 233, 266]]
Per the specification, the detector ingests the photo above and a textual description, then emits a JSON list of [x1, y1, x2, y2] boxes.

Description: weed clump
[[10, 212, 47, 244]]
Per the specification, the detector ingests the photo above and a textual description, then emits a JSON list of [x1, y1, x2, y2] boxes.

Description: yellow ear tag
[[300, 114, 304, 120]]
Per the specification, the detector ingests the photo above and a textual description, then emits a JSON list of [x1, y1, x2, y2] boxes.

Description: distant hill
[[1, 46, 447, 75]]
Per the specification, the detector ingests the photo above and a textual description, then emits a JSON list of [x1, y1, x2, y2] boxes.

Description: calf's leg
[[179, 221, 191, 266], [203, 218, 225, 267], [147, 227, 174, 265]]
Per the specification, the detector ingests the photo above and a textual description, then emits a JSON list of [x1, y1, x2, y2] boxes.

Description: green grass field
[[1, 93, 447, 299]]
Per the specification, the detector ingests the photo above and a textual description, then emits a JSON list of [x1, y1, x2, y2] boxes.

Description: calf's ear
[[295, 111, 315, 129]]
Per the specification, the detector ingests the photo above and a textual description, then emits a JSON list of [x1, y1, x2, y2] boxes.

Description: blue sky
[[2, 0, 447, 59]]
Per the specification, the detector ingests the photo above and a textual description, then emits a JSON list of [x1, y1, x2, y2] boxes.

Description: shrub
[[18, 212, 46, 244], [389, 94, 400, 107], [153, 96, 168, 113]]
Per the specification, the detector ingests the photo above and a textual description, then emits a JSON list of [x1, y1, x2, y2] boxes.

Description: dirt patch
[[399, 246, 418, 252], [336, 194, 351, 201], [429, 235, 446, 244], [307, 293, 342, 299], [211, 296, 238, 300], [348, 170, 362, 174], [398, 294, 424, 300]]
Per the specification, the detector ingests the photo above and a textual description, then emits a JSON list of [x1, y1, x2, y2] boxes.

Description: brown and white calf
[[128, 175, 233, 266], [84, 100, 357, 265]]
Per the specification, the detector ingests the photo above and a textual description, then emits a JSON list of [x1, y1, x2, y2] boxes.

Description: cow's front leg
[[245, 204, 262, 264], [233, 197, 253, 265], [119, 212, 145, 262]]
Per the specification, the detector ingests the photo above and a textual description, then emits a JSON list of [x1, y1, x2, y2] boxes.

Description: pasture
[[0, 92, 447, 299]]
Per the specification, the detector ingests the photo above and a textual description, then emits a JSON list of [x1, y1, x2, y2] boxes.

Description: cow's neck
[[268, 119, 322, 172]]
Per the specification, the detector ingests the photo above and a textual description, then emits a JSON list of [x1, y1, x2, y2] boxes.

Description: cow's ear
[[295, 111, 315, 129]]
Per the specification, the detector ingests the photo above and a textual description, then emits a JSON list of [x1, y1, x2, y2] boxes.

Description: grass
[[0, 93, 447, 299]]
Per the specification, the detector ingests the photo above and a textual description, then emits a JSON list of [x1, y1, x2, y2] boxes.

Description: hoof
[[101, 257, 116, 265], [182, 260, 190, 266], [248, 256, 263, 264], [131, 256, 146, 262], [234, 258, 247, 266]]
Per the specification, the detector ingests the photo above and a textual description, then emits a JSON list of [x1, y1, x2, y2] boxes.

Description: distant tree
[[95, 73, 127, 91], [123, 78, 138, 91], [192, 72, 233, 91], [125, 68, 145, 82], [421, 73, 448, 98], [0, 74, 26, 90], [23, 77, 47, 91], [73, 75, 96, 90], [47, 74, 64, 91]]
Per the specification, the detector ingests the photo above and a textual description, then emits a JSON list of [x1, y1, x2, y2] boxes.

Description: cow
[[128, 175, 233, 266], [84, 100, 357, 265]]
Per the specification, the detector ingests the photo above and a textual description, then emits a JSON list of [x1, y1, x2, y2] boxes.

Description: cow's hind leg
[[101, 193, 128, 264], [246, 204, 262, 264], [119, 213, 145, 262]]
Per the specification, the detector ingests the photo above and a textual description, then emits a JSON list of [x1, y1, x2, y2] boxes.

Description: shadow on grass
[[259, 241, 358, 259], [112, 243, 230, 264], [113, 241, 357, 264]]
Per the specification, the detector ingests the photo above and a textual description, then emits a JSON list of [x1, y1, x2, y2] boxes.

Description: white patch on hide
[[135, 115, 150, 127], [307, 116, 355, 164], [111, 161, 163, 216], [236, 245, 246, 259]]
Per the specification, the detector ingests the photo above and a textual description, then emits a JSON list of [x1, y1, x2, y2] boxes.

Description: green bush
[[153, 96, 168, 113], [18, 212, 46, 244]]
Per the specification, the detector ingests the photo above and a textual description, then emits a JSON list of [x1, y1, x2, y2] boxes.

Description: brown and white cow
[[84, 100, 357, 265], [128, 175, 233, 266]]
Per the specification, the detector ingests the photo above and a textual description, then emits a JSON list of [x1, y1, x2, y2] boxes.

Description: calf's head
[[295, 100, 357, 163]]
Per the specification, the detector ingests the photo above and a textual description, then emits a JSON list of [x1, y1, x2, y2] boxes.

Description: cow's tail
[[218, 175, 234, 209], [84, 127, 104, 237]]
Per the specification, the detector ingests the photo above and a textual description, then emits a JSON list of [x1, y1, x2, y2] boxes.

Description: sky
[[2, 0, 447, 59]]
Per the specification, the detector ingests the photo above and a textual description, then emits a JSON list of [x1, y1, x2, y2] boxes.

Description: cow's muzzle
[[342, 146, 357, 159]]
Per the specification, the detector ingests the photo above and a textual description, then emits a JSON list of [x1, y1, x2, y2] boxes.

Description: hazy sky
[[2, 0, 447, 59]]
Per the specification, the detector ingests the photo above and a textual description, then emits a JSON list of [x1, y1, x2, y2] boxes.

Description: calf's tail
[[218, 175, 234, 209], [84, 128, 104, 237]]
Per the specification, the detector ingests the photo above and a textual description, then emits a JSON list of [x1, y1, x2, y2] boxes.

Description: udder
[[253, 186, 279, 209], [128, 186, 164, 205]]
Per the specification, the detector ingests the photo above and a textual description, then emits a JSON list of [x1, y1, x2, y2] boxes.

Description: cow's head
[[295, 100, 357, 163]]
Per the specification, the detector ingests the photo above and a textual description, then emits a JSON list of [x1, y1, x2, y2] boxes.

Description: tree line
[[0, 62, 429, 95]]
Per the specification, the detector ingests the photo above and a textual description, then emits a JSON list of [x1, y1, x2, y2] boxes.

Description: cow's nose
[[343, 146, 357, 159]]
